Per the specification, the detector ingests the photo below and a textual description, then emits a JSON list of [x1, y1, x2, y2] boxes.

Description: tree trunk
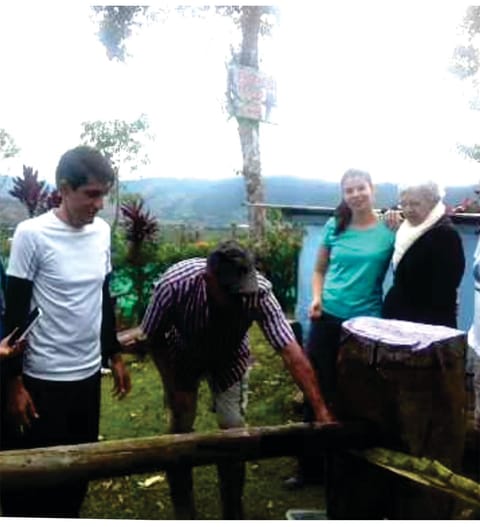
[[237, 6, 265, 240], [238, 118, 265, 239]]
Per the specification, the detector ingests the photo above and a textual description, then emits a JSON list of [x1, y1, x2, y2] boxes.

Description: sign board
[[228, 65, 277, 123]]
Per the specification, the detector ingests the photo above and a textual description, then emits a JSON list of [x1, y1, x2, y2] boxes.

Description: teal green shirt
[[321, 217, 395, 319]]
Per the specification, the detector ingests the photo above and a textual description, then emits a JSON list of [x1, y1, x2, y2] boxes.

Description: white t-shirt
[[7, 210, 111, 381], [468, 237, 480, 357]]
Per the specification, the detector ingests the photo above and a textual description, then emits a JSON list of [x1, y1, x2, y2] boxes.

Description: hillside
[[0, 175, 478, 228], [115, 177, 480, 226]]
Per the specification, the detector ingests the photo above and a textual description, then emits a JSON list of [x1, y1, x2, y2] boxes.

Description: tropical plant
[[9, 165, 61, 217], [121, 198, 159, 256], [40, 189, 63, 213], [115, 197, 160, 324]]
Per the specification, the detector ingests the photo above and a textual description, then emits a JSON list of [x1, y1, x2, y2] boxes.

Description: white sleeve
[[7, 222, 39, 280]]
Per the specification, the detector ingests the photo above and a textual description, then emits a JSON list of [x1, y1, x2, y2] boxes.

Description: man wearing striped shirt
[[140, 240, 334, 520]]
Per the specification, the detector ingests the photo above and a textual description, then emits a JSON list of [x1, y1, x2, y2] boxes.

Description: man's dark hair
[[55, 146, 115, 190]]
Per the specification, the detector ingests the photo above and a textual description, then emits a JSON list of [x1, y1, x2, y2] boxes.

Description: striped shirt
[[141, 258, 295, 393]]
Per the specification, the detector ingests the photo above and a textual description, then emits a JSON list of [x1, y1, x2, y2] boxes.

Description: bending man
[[140, 240, 334, 520]]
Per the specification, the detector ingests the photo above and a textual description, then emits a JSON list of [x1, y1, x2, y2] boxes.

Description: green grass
[[81, 324, 326, 520]]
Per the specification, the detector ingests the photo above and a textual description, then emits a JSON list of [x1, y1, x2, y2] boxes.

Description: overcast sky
[[0, 2, 478, 187]]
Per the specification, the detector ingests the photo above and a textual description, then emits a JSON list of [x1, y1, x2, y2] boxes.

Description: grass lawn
[[81, 324, 327, 520]]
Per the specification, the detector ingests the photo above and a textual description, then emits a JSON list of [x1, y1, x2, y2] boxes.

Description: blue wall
[[291, 214, 479, 343]]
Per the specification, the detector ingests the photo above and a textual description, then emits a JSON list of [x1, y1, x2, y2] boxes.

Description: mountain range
[[0, 175, 478, 227]]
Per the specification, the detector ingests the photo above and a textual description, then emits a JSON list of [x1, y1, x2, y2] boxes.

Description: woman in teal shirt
[[287, 168, 394, 489], [308, 169, 394, 405]]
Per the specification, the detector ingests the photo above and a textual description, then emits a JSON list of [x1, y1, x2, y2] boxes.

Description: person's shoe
[[283, 475, 305, 490]]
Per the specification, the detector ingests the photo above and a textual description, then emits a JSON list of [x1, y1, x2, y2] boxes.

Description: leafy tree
[[80, 115, 151, 172], [94, 6, 149, 61], [0, 129, 20, 161], [80, 115, 152, 231], [451, 7, 480, 162], [92, 5, 278, 239], [457, 143, 480, 163]]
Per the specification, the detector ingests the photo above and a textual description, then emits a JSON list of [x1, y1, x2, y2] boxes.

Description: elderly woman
[[382, 181, 465, 327]]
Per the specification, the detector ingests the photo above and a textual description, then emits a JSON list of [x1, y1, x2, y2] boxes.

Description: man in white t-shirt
[[469, 237, 480, 431], [0, 146, 131, 518]]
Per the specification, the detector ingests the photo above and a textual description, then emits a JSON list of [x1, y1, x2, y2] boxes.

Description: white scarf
[[392, 201, 446, 270]]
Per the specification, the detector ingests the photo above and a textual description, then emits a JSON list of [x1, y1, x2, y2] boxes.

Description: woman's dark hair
[[334, 168, 372, 235]]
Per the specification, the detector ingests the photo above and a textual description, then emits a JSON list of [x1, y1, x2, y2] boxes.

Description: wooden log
[[352, 447, 480, 509], [0, 421, 375, 490], [330, 317, 467, 520]]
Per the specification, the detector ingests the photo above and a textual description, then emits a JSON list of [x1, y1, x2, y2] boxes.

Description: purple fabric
[[342, 316, 465, 353]]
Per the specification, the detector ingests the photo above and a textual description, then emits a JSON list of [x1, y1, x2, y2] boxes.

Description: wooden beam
[[0, 421, 375, 489], [352, 447, 480, 508]]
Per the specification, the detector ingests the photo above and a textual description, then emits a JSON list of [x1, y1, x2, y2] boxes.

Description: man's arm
[[3, 276, 38, 427], [255, 284, 335, 423], [280, 339, 336, 423], [4, 276, 31, 374], [101, 273, 131, 399], [115, 277, 174, 352]]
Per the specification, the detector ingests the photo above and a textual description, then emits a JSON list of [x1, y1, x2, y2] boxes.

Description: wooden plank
[[352, 447, 480, 508], [0, 421, 375, 490]]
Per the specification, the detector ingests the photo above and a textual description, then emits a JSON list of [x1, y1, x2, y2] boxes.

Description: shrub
[[111, 237, 220, 326], [112, 211, 304, 326], [249, 209, 303, 316]]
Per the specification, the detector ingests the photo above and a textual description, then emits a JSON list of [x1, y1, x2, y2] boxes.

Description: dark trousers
[[152, 354, 245, 520], [305, 311, 344, 410], [0, 371, 101, 518], [300, 312, 344, 481]]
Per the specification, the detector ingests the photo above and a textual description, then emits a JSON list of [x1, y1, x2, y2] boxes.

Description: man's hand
[[7, 376, 39, 428], [117, 327, 147, 348], [314, 405, 337, 424], [0, 332, 26, 360], [281, 341, 336, 425], [110, 353, 132, 399], [382, 209, 403, 231]]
